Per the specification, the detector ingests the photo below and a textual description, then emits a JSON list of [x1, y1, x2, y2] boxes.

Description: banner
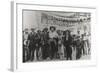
[[41, 12, 90, 28]]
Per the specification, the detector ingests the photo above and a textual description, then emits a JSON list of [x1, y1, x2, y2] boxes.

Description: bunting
[[41, 12, 91, 27]]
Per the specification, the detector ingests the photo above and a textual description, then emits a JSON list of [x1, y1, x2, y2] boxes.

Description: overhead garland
[[41, 12, 91, 27]]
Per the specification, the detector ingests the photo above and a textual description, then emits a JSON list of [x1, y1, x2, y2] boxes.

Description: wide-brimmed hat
[[50, 26, 56, 30], [43, 27, 48, 32], [31, 28, 35, 31]]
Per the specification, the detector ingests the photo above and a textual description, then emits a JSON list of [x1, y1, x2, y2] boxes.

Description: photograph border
[[11, 1, 97, 71]]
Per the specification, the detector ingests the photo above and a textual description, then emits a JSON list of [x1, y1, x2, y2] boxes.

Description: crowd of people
[[23, 26, 91, 62]]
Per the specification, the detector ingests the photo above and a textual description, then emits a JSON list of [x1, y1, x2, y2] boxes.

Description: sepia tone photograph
[[22, 10, 91, 63]]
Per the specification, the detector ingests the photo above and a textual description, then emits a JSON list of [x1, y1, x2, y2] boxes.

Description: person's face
[[77, 31, 80, 34], [25, 31, 28, 34], [51, 28, 55, 32], [31, 30, 35, 34], [82, 34, 84, 38], [40, 31, 42, 34], [59, 31, 62, 35], [66, 31, 68, 35], [61, 31, 63, 35], [37, 30, 41, 34], [24, 29, 28, 34]]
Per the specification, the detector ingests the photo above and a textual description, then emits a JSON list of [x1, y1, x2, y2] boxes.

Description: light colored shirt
[[49, 31, 58, 38], [24, 33, 28, 40], [23, 33, 29, 45]]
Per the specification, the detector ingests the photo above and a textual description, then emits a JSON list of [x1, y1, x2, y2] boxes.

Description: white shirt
[[23, 33, 29, 45], [49, 31, 58, 38]]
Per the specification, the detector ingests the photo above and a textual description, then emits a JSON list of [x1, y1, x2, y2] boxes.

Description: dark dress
[[63, 35, 72, 60], [41, 32, 50, 59]]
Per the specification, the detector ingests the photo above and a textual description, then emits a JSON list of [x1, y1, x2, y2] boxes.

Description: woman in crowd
[[83, 33, 90, 55], [63, 30, 72, 60], [41, 28, 50, 60], [57, 30, 65, 60], [35, 30, 42, 60]]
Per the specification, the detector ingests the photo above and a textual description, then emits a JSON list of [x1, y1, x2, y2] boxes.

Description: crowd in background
[[23, 26, 91, 62]]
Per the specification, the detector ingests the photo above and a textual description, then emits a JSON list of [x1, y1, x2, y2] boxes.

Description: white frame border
[[11, 1, 97, 71]]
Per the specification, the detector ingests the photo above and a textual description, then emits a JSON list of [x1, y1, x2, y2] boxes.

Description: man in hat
[[28, 28, 36, 61], [35, 30, 42, 60]]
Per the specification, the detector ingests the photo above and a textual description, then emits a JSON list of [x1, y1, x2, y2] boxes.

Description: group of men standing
[[23, 26, 90, 62]]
